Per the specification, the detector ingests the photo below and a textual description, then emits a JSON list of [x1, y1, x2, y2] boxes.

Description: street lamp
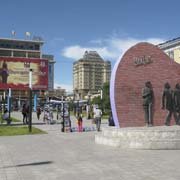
[[61, 96, 65, 132], [8, 88, 11, 120], [76, 93, 80, 117], [100, 89, 103, 113], [87, 91, 91, 119], [29, 69, 32, 133]]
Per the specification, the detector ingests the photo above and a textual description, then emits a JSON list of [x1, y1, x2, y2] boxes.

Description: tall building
[[158, 37, 180, 63], [0, 37, 55, 110], [73, 51, 111, 99], [42, 54, 55, 91]]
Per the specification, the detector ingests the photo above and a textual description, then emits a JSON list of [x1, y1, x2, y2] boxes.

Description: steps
[[95, 126, 180, 149]]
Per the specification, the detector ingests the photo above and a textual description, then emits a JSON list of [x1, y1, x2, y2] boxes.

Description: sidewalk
[[0, 112, 180, 180]]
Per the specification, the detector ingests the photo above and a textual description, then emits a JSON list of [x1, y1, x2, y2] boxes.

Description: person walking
[[22, 104, 28, 124], [36, 106, 41, 120], [94, 107, 102, 131]]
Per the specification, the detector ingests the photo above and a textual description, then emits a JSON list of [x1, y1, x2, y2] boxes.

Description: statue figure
[[173, 83, 180, 125], [142, 81, 154, 127], [162, 82, 178, 126]]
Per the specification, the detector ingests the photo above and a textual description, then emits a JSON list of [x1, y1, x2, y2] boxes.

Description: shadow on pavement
[[1, 161, 53, 169], [0, 122, 46, 126]]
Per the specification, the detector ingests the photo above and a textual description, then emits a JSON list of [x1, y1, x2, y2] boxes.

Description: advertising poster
[[0, 57, 48, 90]]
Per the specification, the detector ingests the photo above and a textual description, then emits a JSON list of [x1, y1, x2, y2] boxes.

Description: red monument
[[111, 42, 180, 127]]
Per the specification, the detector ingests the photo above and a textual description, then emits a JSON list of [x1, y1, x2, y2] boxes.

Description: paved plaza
[[0, 112, 180, 180]]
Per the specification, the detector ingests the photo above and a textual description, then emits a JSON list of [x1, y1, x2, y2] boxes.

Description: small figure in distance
[[142, 81, 154, 127], [77, 114, 83, 132], [93, 107, 102, 131], [22, 103, 28, 124], [36, 106, 41, 120], [1, 109, 11, 125], [162, 82, 178, 126], [108, 112, 115, 126]]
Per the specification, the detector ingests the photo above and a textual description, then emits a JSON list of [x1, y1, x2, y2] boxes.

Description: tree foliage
[[91, 82, 111, 114]]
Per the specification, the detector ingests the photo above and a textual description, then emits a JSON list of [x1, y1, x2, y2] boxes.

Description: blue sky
[[1, 0, 180, 92]]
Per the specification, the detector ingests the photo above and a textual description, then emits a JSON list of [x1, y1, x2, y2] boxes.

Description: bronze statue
[[173, 83, 180, 125], [162, 82, 178, 126], [142, 81, 154, 127]]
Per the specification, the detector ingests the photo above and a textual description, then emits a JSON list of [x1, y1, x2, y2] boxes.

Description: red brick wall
[[114, 42, 180, 127]]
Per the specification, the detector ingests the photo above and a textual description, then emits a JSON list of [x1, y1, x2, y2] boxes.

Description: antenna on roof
[[11, 30, 16, 38]]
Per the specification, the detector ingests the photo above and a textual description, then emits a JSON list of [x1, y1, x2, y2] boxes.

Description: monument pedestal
[[95, 126, 180, 149]]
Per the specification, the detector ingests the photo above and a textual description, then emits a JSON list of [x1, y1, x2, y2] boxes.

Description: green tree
[[91, 82, 111, 115], [102, 82, 111, 114], [91, 96, 101, 107]]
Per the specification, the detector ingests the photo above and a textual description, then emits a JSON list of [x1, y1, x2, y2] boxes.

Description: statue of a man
[[142, 81, 154, 127], [174, 83, 180, 125], [162, 82, 177, 126]]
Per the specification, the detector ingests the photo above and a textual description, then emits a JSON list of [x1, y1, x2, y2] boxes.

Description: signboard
[[0, 57, 48, 90]]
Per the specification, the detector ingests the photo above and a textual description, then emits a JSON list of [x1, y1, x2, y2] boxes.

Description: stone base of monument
[[95, 126, 180, 149]]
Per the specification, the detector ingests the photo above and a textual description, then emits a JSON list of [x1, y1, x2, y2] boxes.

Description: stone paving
[[0, 112, 180, 179]]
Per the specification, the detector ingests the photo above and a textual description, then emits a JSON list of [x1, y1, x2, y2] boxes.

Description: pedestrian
[[36, 106, 41, 120], [162, 82, 178, 126], [1, 109, 11, 125], [77, 114, 83, 132], [43, 108, 49, 124], [22, 104, 28, 124], [108, 112, 115, 126], [48, 108, 53, 124], [93, 107, 102, 131]]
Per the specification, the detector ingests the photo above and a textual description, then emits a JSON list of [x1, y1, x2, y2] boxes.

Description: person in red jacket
[[78, 114, 83, 132]]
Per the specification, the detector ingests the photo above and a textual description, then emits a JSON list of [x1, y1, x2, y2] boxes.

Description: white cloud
[[62, 37, 166, 61], [54, 83, 73, 93]]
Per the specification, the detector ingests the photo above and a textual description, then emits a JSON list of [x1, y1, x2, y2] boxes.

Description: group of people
[[142, 81, 180, 126], [22, 104, 42, 124]]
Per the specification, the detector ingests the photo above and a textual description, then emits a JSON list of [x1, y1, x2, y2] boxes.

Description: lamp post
[[100, 89, 103, 113], [29, 69, 32, 133], [87, 91, 91, 119], [61, 96, 65, 132], [76, 93, 80, 117], [8, 88, 11, 120]]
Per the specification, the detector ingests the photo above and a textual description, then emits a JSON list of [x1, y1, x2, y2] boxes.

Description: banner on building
[[0, 57, 48, 90]]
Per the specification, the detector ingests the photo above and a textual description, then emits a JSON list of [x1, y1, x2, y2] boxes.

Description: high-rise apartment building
[[73, 51, 111, 99]]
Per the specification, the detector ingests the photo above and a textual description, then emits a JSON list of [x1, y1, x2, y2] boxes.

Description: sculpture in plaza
[[142, 81, 154, 127], [174, 83, 180, 124], [162, 82, 178, 126]]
